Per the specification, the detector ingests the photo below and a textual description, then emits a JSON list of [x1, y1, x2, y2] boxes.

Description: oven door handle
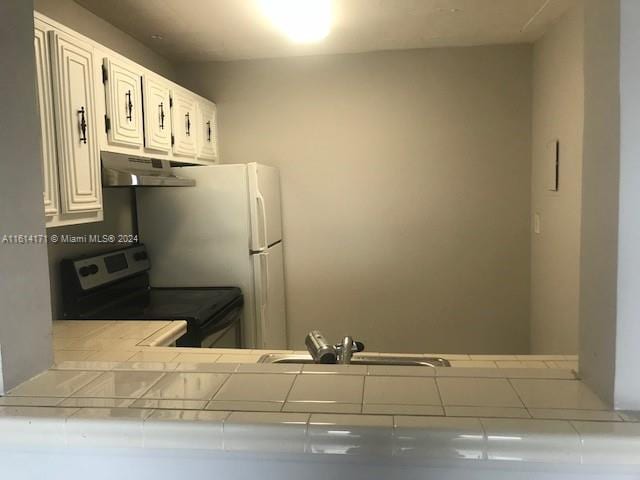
[[201, 305, 242, 334]]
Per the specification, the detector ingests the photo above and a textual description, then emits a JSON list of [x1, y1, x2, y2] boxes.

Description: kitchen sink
[[257, 353, 450, 367]]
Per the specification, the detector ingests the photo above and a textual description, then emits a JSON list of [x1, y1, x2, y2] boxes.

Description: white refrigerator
[[136, 163, 287, 349]]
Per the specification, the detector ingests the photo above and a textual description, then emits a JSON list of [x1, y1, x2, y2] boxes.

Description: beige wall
[[0, 0, 53, 392], [47, 190, 137, 318], [34, 0, 176, 80], [530, 6, 584, 354], [177, 46, 532, 354]]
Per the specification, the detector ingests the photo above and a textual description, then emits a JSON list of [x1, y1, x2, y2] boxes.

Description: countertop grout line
[[432, 375, 445, 412], [280, 373, 300, 410], [129, 371, 170, 402], [506, 377, 528, 412]]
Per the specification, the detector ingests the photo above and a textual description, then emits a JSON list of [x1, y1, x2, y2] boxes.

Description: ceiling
[[74, 0, 575, 62]]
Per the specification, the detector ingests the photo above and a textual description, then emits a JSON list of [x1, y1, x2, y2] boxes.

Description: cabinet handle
[[207, 121, 211, 142], [125, 90, 133, 121], [78, 107, 87, 144], [185, 112, 191, 136], [159, 102, 165, 130]]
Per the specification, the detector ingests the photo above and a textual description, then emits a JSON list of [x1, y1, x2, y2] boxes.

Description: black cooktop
[[74, 287, 242, 327]]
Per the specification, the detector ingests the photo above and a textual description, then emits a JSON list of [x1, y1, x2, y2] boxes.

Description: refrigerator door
[[136, 164, 258, 347], [252, 242, 287, 349], [248, 163, 283, 251]]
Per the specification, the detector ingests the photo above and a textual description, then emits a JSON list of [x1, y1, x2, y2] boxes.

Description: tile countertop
[[0, 321, 637, 467]]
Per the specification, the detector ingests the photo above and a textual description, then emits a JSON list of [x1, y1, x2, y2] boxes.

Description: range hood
[[101, 152, 196, 187]]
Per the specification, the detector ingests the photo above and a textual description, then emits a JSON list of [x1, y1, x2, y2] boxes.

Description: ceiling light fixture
[[258, 0, 332, 43]]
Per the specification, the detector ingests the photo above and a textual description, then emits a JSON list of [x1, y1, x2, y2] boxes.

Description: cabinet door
[[34, 21, 59, 217], [142, 73, 171, 153], [49, 30, 102, 213], [196, 100, 219, 162], [103, 57, 143, 148], [171, 88, 197, 157]]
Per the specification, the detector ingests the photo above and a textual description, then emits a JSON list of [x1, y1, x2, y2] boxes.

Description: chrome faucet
[[305, 331, 364, 364]]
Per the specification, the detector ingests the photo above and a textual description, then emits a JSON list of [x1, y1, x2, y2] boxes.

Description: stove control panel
[[68, 244, 151, 291]]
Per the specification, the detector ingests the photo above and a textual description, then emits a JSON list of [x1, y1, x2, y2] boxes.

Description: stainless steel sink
[[257, 353, 450, 367]]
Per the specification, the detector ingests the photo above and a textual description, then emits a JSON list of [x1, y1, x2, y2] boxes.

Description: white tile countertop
[[0, 321, 638, 468]]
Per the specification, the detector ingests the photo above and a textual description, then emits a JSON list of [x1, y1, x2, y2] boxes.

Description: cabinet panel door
[[103, 57, 143, 147], [171, 88, 197, 157], [34, 21, 59, 217], [196, 100, 219, 162], [49, 30, 102, 213], [142, 73, 171, 153]]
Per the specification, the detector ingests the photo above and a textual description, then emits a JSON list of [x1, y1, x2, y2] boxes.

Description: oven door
[[199, 306, 242, 349]]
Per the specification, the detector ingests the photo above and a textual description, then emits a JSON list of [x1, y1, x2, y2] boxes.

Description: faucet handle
[[353, 341, 365, 353]]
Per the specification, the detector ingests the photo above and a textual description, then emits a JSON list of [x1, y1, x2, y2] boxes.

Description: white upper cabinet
[[102, 57, 144, 148], [49, 30, 102, 214], [32, 13, 222, 226], [171, 88, 198, 158], [142, 73, 172, 153], [196, 100, 219, 162], [34, 20, 59, 217]]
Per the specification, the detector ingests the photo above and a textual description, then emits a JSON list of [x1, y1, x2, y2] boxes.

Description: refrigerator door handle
[[257, 251, 270, 346], [256, 190, 269, 251]]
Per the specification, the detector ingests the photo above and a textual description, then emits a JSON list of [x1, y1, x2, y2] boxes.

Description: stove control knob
[[87, 264, 99, 275], [134, 251, 148, 261]]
